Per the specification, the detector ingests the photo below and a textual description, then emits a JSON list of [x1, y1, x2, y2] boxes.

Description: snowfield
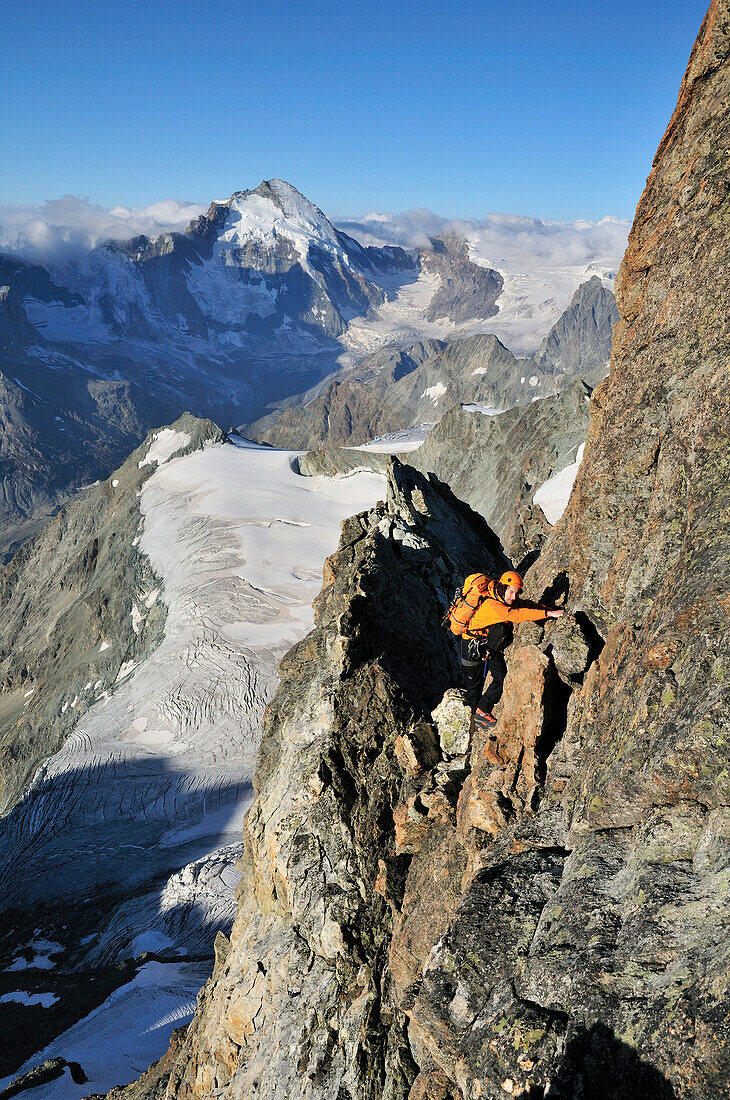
[[533, 443, 585, 524], [342, 270, 446, 358], [0, 439, 386, 1099], [352, 424, 433, 453], [1, 962, 211, 1100]]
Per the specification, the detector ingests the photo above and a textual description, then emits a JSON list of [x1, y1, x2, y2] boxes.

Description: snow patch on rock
[[0, 991, 59, 1008], [422, 382, 447, 404], [461, 404, 505, 416], [139, 429, 191, 469], [533, 443, 585, 525]]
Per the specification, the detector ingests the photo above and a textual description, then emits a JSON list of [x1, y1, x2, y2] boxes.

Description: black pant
[[460, 636, 508, 714]]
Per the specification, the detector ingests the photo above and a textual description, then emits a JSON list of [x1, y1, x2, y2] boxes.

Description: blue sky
[[1, 0, 710, 221]]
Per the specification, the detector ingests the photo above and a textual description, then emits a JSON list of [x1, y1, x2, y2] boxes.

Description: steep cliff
[[100, 460, 507, 1100], [533, 275, 618, 384], [394, 3, 730, 1096]]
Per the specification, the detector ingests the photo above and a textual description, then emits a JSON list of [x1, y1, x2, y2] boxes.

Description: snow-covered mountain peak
[[254, 178, 335, 232], [205, 179, 348, 280]]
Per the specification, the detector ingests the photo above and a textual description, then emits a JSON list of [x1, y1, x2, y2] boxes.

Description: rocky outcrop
[[296, 447, 390, 479], [106, 460, 508, 1100], [534, 275, 618, 384], [420, 236, 503, 323], [258, 290, 615, 452], [297, 382, 590, 562], [407, 380, 591, 559]]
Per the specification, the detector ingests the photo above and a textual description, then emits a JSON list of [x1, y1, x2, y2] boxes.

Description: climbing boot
[[474, 708, 497, 732]]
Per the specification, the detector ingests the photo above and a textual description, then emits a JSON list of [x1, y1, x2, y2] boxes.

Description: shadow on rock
[[551, 1022, 676, 1100]]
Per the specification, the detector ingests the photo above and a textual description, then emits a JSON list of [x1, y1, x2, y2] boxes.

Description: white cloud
[[336, 209, 450, 250], [0, 190, 629, 283], [335, 208, 629, 272], [0, 195, 208, 264]]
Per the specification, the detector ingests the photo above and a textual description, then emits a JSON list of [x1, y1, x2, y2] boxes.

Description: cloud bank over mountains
[[0, 192, 630, 272], [0, 195, 208, 263], [338, 209, 630, 270]]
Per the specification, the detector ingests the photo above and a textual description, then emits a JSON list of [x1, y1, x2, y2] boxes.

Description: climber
[[459, 571, 564, 732]]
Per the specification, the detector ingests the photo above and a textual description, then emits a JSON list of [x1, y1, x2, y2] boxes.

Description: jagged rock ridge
[[100, 460, 509, 1100], [533, 275, 618, 383]]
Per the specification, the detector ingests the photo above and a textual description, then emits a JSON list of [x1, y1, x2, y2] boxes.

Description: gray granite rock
[[408, 379, 591, 557], [420, 236, 503, 323], [534, 275, 619, 384], [298, 380, 591, 563]]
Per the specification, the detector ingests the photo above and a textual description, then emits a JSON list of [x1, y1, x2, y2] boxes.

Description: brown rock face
[[457, 646, 548, 842]]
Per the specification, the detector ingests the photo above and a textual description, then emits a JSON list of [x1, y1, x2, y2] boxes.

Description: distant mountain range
[[253, 276, 617, 448], [0, 179, 618, 558]]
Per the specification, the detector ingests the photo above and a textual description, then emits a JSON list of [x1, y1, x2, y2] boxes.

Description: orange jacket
[[465, 579, 552, 638]]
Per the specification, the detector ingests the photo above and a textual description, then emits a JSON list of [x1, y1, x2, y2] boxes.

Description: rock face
[[534, 275, 619, 384], [111, 5, 730, 1099], [407, 380, 591, 559], [420, 236, 503, 322], [297, 382, 591, 562], [107, 460, 508, 1100], [398, 4, 730, 1096]]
